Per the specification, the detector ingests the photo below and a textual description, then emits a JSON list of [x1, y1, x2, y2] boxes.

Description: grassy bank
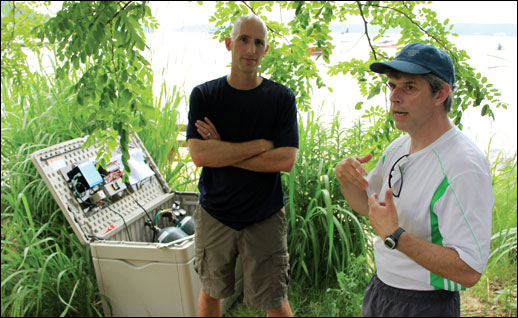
[[224, 153, 517, 317], [2, 68, 516, 316]]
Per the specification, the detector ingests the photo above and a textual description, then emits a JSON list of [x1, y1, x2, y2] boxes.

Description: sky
[[429, 1, 517, 24], [38, 1, 518, 29], [28, 1, 517, 155], [148, 1, 517, 30]]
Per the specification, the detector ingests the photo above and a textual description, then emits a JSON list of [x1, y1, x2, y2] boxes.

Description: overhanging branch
[[356, 1, 378, 60]]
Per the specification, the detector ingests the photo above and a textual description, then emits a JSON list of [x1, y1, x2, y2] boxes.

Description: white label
[[47, 156, 66, 171]]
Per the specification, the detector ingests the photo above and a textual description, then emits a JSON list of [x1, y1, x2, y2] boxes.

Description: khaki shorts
[[193, 205, 290, 310]]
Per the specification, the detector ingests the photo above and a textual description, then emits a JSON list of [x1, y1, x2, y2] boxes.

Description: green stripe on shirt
[[429, 176, 466, 291]]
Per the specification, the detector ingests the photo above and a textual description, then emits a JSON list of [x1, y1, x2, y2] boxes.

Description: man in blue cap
[[335, 43, 494, 316]]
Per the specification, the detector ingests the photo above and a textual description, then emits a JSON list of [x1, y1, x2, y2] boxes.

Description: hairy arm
[[233, 146, 298, 172], [187, 138, 273, 168], [190, 117, 296, 172], [397, 232, 481, 287], [368, 189, 482, 288]]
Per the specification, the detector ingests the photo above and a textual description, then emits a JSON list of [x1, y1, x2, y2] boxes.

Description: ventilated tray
[[31, 133, 179, 245]]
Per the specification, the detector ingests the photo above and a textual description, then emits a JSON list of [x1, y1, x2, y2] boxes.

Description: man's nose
[[246, 42, 255, 54], [389, 87, 402, 103]]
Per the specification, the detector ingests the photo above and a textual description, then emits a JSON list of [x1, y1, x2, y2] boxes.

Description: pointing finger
[[358, 153, 373, 164], [368, 192, 378, 208], [385, 188, 394, 206]]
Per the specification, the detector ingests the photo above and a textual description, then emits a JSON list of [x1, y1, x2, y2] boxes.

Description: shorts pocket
[[194, 248, 205, 277], [271, 254, 290, 295]]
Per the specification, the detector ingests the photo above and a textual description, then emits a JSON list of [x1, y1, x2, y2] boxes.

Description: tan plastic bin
[[31, 133, 242, 316]]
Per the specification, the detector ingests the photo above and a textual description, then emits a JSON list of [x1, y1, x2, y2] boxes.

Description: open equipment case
[[31, 133, 242, 317]]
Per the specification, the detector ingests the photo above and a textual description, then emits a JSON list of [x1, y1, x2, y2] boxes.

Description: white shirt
[[366, 126, 494, 291]]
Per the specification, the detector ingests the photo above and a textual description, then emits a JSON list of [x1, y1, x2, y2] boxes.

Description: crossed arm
[[187, 117, 297, 173]]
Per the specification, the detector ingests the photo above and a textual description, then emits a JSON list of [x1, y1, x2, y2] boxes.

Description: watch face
[[384, 237, 396, 249]]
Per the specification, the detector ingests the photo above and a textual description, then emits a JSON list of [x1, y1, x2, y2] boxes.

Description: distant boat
[[309, 46, 329, 56], [375, 35, 397, 48]]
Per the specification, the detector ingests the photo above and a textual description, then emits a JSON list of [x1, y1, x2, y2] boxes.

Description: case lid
[[31, 133, 172, 246]]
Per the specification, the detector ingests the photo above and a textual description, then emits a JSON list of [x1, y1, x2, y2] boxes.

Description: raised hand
[[368, 188, 399, 239], [335, 153, 373, 190]]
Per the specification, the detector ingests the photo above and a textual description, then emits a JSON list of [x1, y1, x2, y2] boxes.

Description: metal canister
[[156, 226, 188, 243], [178, 215, 195, 235]]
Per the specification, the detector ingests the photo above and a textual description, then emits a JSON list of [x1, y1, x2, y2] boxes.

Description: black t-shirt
[[186, 76, 299, 230]]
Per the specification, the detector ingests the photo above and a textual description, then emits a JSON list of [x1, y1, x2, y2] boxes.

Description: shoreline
[[144, 31, 517, 157], [23, 31, 517, 157]]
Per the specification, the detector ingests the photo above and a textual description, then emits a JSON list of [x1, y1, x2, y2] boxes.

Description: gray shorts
[[193, 205, 290, 310], [363, 273, 460, 317]]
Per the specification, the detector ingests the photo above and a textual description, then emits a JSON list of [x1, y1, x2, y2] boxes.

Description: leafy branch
[[205, 1, 507, 131], [356, 1, 377, 60], [33, 1, 159, 174], [363, 2, 455, 61]]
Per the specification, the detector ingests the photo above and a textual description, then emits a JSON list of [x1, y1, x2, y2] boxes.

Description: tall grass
[[468, 152, 517, 315], [285, 110, 369, 286], [2, 62, 516, 317], [136, 80, 198, 191], [1, 59, 191, 316], [283, 105, 403, 287], [1, 68, 102, 316]]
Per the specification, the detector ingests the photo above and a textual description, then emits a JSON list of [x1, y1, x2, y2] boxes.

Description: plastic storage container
[[31, 133, 242, 316]]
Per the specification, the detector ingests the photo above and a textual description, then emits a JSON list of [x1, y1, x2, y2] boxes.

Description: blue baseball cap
[[370, 43, 455, 86]]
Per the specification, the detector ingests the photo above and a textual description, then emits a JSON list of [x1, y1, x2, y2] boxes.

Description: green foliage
[[1, 55, 191, 317], [326, 254, 373, 316], [1, 70, 102, 316], [1, 1, 48, 87], [7, 0, 507, 181], [203, 1, 507, 131], [283, 107, 396, 285], [33, 1, 159, 174]]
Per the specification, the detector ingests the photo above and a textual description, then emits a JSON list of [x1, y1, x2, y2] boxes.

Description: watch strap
[[391, 227, 405, 241], [385, 227, 405, 249]]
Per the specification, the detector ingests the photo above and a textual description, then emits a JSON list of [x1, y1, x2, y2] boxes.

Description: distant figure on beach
[[335, 43, 494, 317], [186, 14, 298, 317]]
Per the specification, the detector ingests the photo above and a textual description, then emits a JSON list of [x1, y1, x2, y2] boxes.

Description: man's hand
[[335, 154, 373, 190], [368, 188, 399, 239], [371, 188, 482, 288], [188, 117, 274, 168], [195, 117, 221, 140], [334, 154, 373, 216]]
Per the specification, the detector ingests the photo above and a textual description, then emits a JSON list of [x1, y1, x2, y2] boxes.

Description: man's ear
[[224, 37, 232, 51], [435, 83, 450, 107]]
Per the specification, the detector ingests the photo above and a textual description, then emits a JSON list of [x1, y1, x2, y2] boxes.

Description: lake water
[[27, 29, 516, 159], [144, 30, 517, 159]]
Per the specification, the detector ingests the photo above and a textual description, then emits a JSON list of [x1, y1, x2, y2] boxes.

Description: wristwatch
[[384, 227, 405, 249]]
